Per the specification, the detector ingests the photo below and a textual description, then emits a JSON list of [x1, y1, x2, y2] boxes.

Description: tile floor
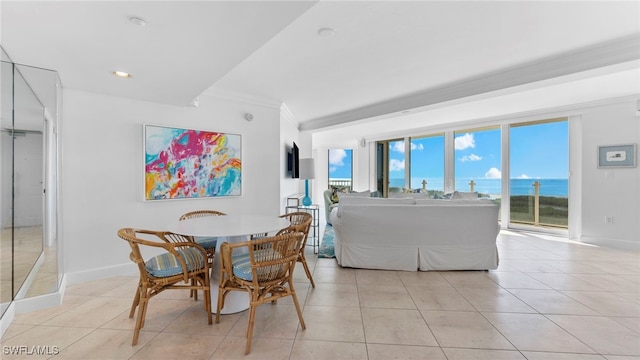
[[1, 230, 639, 359]]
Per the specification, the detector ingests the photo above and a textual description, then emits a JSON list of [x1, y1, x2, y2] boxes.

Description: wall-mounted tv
[[287, 142, 299, 178]]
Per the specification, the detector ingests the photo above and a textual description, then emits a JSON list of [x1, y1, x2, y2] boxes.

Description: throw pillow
[[330, 185, 350, 202]]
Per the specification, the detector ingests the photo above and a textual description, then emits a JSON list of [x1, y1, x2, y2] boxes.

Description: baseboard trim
[[580, 236, 640, 251], [14, 275, 66, 315], [0, 303, 16, 340], [1, 276, 68, 340], [64, 262, 137, 286]]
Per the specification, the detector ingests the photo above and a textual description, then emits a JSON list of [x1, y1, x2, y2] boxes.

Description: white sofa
[[329, 196, 500, 271]]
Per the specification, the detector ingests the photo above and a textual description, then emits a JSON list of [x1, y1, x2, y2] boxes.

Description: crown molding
[[203, 88, 282, 109], [363, 95, 640, 142], [280, 103, 299, 129], [300, 34, 640, 132]]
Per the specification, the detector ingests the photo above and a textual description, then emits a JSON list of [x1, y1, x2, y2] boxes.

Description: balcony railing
[[420, 179, 568, 228], [328, 179, 352, 191]]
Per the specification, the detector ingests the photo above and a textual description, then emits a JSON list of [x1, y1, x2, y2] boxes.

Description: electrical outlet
[[605, 216, 613, 224]]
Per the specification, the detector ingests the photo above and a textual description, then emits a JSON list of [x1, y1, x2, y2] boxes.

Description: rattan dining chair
[[278, 212, 315, 288], [216, 232, 306, 354], [179, 210, 226, 299], [117, 228, 212, 346], [179, 210, 226, 263]]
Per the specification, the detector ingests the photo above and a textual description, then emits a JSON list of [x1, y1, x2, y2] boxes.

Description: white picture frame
[[597, 144, 636, 168]]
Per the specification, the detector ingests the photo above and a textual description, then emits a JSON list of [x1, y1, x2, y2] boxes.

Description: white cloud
[[517, 174, 530, 179], [391, 141, 424, 153], [391, 141, 404, 152], [455, 133, 475, 150], [329, 166, 337, 173], [485, 167, 501, 179], [460, 154, 482, 162], [329, 149, 347, 166], [389, 159, 405, 171]]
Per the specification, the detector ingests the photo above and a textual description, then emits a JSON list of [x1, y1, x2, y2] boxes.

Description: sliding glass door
[[454, 126, 501, 197], [373, 118, 569, 233], [388, 140, 405, 193], [376, 139, 405, 196], [410, 134, 445, 196], [509, 119, 568, 228]]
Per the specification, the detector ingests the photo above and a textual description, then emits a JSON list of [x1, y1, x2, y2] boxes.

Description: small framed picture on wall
[[597, 144, 636, 168]]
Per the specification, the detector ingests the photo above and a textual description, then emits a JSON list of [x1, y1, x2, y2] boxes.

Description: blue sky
[[328, 149, 353, 179], [328, 121, 568, 183], [388, 121, 568, 181]]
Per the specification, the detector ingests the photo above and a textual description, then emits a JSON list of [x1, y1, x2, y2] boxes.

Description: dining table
[[167, 213, 290, 314]]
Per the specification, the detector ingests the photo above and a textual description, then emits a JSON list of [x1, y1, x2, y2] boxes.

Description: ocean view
[[401, 178, 569, 197], [328, 178, 569, 197]]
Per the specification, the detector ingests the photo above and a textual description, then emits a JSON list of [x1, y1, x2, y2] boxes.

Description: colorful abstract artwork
[[144, 125, 241, 200]]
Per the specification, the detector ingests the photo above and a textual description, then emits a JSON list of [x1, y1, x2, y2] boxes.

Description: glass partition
[[1, 52, 60, 319]]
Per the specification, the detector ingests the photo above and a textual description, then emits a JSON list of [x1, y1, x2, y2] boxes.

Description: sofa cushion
[[414, 199, 450, 206], [337, 190, 370, 201], [337, 197, 415, 218], [339, 196, 415, 206], [389, 192, 429, 199], [451, 191, 478, 200]]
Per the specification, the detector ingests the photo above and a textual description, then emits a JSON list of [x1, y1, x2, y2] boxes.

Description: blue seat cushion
[[145, 247, 206, 278], [194, 236, 218, 250], [232, 249, 283, 281]]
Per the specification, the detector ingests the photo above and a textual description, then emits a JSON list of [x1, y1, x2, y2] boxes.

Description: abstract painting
[[144, 124, 241, 200]]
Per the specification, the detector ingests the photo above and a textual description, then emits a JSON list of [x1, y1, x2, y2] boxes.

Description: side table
[[285, 204, 319, 254]]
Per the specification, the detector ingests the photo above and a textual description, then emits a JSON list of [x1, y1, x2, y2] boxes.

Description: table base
[[211, 288, 249, 314]]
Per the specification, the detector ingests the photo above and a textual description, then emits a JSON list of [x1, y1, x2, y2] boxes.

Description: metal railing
[[328, 179, 352, 190], [418, 179, 568, 228]]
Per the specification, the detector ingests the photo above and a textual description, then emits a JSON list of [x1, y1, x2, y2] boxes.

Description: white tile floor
[[1, 230, 639, 359]]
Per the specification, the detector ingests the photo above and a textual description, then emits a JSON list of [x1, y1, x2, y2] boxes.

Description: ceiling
[[2, 1, 639, 143]]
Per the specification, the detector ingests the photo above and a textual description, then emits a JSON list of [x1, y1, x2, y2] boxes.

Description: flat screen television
[[288, 142, 299, 178]]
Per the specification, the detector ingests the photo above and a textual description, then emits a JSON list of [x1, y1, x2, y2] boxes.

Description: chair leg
[[200, 274, 213, 325], [132, 285, 150, 346], [245, 304, 257, 354], [215, 286, 224, 324], [129, 282, 141, 318], [300, 257, 316, 288], [290, 282, 306, 330]]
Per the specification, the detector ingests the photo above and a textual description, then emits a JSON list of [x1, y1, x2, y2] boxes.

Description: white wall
[[579, 100, 640, 250], [280, 106, 301, 209], [61, 89, 284, 282], [317, 99, 640, 250]]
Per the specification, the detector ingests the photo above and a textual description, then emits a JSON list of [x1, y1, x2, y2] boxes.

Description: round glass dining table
[[167, 214, 290, 314]]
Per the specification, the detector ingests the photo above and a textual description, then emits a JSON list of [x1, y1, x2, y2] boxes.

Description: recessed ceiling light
[[129, 16, 147, 27], [317, 27, 335, 38], [113, 71, 132, 78]]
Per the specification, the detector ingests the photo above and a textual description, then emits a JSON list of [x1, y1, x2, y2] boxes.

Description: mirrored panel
[[1, 55, 60, 319]]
